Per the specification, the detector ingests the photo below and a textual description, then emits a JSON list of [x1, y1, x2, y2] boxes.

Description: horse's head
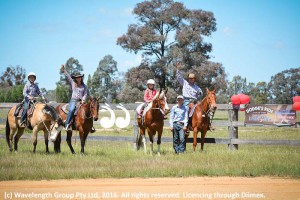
[[89, 97, 100, 121], [206, 88, 217, 111], [152, 88, 170, 115]]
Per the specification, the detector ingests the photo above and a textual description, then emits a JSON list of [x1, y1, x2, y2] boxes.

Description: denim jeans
[[172, 122, 186, 153], [20, 99, 29, 122], [65, 99, 77, 127]]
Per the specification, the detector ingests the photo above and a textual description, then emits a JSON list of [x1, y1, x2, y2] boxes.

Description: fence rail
[[0, 103, 299, 148]]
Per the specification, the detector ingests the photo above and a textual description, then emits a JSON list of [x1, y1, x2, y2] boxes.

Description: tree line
[[0, 0, 299, 104], [1, 63, 299, 104]]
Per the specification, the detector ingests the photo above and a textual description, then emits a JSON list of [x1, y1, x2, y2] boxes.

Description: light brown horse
[[54, 97, 100, 154], [137, 89, 169, 156], [6, 102, 63, 153], [187, 88, 217, 151]]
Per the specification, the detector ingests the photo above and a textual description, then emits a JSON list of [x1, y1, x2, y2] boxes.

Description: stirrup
[[65, 123, 71, 130], [20, 120, 26, 127]]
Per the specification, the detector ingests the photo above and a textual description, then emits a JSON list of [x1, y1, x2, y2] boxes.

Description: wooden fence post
[[228, 104, 239, 150]]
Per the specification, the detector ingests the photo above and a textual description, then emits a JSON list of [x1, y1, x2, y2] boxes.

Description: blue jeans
[[20, 99, 29, 123], [173, 122, 186, 153], [65, 99, 77, 127]]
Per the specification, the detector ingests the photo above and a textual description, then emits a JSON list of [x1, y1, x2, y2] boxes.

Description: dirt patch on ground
[[0, 177, 299, 200]]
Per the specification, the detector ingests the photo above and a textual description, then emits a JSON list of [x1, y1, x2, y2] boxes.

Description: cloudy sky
[[0, 0, 299, 90]]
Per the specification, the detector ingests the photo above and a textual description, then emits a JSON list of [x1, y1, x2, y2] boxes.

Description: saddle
[[14, 101, 36, 130], [136, 102, 152, 125], [14, 102, 35, 118], [60, 102, 82, 115], [60, 102, 82, 129]]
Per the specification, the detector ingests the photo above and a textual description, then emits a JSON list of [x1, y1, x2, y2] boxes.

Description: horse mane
[[43, 104, 59, 120]]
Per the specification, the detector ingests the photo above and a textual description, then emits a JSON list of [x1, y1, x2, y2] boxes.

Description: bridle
[[151, 98, 166, 115], [82, 99, 99, 120], [200, 92, 216, 123]]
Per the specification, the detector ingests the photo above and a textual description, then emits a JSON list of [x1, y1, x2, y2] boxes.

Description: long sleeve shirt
[[64, 71, 87, 101], [169, 104, 188, 128], [144, 88, 157, 103], [176, 70, 203, 100], [23, 82, 44, 100]]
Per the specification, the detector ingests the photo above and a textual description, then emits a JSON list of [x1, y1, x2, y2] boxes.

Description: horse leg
[[139, 127, 147, 153], [157, 129, 163, 156], [80, 131, 88, 155], [43, 130, 49, 154], [54, 132, 61, 153], [193, 128, 198, 152], [8, 127, 17, 152], [66, 130, 75, 154], [200, 131, 207, 151], [148, 132, 154, 156], [13, 128, 24, 152], [32, 126, 39, 153]]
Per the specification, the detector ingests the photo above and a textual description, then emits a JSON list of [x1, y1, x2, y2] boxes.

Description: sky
[[0, 0, 299, 90]]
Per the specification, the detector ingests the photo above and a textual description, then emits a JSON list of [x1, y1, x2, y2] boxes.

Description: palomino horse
[[53, 97, 100, 154], [187, 88, 217, 151], [136, 89, 169, 155], [6, 102, 63, 153]]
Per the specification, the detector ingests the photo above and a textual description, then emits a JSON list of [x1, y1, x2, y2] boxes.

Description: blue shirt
[[64, 71, 87, 101], [176, 70, 203, 100], [23, 82, 44, 100], [169, 104, 188, 128]]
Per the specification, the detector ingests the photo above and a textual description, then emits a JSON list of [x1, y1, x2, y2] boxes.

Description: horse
[[53, 97, 100, 154], [136, 89, 169, 156], [6, 101, 64, 153], [187, 88, 217, 151]]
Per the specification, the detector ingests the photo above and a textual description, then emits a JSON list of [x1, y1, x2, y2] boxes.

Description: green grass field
[[0, 109, 299, 181]]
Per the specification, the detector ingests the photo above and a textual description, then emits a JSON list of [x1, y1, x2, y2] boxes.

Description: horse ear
[[206, 87, 209, 93], [153, 90, 160, 100]]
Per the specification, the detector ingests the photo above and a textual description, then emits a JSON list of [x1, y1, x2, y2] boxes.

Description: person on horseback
[[175, 62, 217, 132], [20, 72, 46, 126], [176, 62, 203, 110], [169, 95, 188, 154], [137, 79, 157, 118], [60, 65, 89, 130]]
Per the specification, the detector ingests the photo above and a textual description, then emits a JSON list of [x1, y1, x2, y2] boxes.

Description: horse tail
[[6, 116, 10, 146]]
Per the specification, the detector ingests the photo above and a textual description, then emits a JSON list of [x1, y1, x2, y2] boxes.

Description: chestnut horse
[[137, 89, 169, 156], [6, 102, 63, 153], [187, 88, 217, 151], [53, 97, 100, 154]]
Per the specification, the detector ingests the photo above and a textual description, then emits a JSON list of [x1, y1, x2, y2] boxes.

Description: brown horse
[[53, 97, 100, 154], [6, 102, 63, 153], [187, 88, 217, 151], [137, 89, 169, 156]]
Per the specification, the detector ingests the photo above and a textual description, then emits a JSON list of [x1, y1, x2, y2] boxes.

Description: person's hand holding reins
[[81, 100, 85, 104], [183, 126, 187, 132], [170, 127, 174, 132]]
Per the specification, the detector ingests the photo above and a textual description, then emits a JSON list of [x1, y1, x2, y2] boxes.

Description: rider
[[20, 72, 46, 126], [176, 62, 203, 110], [61, 65, 88, 130], [138, 79, 157, 118], [176, 62, 206, 132]]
